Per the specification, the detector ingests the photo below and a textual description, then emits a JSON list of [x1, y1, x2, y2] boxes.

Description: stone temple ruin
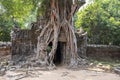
[[10, 19, 87, 67]]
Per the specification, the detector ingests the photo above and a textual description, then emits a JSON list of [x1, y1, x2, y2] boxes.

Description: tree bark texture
[[36, 0, 86, 69]]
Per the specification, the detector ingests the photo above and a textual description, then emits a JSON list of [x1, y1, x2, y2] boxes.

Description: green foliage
[[75, 0, 120, 45], [0, 16, 12, 41], [0, 0, 36, 28], [0, 0, 120, 45], [0, 0, 38, 41], [0, 0, 50, 41]]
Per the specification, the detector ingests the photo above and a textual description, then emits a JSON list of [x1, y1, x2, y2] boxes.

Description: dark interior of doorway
[[48, 42, 63, 66], [54, 42, 63, 65]]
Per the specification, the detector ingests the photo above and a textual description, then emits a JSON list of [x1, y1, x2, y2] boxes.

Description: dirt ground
[[0, 66, 119, 80]]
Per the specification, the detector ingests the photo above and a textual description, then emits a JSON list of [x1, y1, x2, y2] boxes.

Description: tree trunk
[[36, 0, 86, 69]]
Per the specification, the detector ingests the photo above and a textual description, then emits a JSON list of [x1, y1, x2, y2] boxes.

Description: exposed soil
[[0, 55, 120, 80], [0, 66, 119, 80]]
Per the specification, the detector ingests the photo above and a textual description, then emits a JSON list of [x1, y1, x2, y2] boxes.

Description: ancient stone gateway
[[11, 0, 87, 68], [11, 24, 87, 67]]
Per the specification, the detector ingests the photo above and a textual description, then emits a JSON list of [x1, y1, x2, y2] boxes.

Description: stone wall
[[11, 29, 36, 62], [0, 42, 120, 60], [87, 45, 120, 59], [0, 42, 11, 56]]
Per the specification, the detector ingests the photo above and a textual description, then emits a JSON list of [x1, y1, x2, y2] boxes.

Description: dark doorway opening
[[53, 42, 63, 65], [48, 42, 64, 66]]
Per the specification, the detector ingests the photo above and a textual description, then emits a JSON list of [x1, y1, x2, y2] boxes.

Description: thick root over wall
[[36, 0, 86, 69]]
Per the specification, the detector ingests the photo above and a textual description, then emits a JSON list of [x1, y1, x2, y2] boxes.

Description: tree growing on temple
[[36, 0, 86, 69]]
